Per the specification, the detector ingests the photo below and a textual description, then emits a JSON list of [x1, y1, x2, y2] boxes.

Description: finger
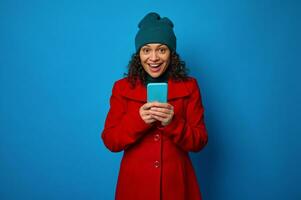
[[150, 107, 172, 114], [144, 114, 157, 124], [151, 102, 167, 108], [141, 110, 150, 116], [152, 115, 167, 122], [142, 102, 156, 110], [145, 118, 156, 124], [141, 109, 155, 117], [149, 110, 169, 118], [152, 102, 173, 110], [142, 114, 154, 120], [165, 103, 173, 110]]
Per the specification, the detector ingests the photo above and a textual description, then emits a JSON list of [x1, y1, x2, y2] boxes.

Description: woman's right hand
[[139, 102, 156, 124]]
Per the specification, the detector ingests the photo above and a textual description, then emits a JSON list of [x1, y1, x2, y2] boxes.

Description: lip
[[148, 63, 162, 67], [148, 63, 162, 73]]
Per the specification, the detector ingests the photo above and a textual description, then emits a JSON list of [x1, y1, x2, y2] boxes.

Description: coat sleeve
[[101, 81, 152, 152], [159, 79, 208, 152]]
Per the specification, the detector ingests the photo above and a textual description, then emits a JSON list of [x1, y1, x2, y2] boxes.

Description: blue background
[[1, 0, 300, 199]]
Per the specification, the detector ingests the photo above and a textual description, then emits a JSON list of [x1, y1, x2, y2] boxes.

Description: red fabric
[[101, 77, 208, 200]]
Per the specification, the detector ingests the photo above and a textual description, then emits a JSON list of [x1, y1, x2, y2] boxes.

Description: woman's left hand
[[149, 102, 174, 126]]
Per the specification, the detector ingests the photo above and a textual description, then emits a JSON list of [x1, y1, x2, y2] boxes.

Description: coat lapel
[[120, 80, 147, 102], [120, 78, 190, 102], [167, 79, 190, 100]]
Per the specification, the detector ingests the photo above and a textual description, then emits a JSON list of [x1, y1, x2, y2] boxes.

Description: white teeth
[[149, 64, 160, 67]]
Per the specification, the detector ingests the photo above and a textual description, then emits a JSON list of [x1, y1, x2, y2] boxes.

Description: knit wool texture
[[135, 12, 177, 52]]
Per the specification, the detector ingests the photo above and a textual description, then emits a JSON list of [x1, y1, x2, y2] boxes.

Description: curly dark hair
[[125, 51, 189, 87]]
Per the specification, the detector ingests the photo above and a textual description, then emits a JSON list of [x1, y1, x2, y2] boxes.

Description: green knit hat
[[135, 12, 176, 52]]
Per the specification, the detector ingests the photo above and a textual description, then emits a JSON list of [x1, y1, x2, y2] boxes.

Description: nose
[[149, 51, 159, 61]]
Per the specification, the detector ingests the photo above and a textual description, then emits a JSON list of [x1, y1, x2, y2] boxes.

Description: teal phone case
[[147, 82, 168, 103]]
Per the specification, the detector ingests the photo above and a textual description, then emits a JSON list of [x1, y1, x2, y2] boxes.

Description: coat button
[[154, 134, 160, 141], [154, 160, 160, 168]]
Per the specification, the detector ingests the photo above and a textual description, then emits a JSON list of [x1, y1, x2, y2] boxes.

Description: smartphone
[[147, 82, 168, 103]]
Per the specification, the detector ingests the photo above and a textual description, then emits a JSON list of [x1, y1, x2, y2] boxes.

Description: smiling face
[[139, 43, 171, 78]]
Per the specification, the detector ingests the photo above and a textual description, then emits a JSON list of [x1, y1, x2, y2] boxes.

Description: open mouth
[[148, 63, 162, 73]]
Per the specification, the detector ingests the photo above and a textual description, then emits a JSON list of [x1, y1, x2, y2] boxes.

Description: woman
[[101, 12, 208, 200]]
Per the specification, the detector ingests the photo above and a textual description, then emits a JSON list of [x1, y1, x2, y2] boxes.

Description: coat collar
[[120, 78, 190, 102]]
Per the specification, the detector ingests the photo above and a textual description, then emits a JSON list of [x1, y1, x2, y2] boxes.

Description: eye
[[158, 47, 167, 54], [142, 48, 151, 54]]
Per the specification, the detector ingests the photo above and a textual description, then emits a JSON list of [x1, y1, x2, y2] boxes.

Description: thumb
[[142, 102, 154, 110]]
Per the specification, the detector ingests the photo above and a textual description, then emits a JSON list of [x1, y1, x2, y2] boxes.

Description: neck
[[146, 71, 168, 85]]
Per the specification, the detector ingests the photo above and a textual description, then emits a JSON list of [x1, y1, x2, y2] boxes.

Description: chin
[[148, 71, 163, 78]]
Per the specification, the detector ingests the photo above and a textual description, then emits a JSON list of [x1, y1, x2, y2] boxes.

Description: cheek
[[162, 58, 171, 69], [161, 64, 168, 72], [140, 62, 149, 73], [163, 54, 170, 64], [139, 56, 148, 67], [139, 54, 148, 62]]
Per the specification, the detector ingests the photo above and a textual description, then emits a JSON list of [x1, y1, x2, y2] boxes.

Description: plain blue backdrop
[[1, 0, 300, 199]]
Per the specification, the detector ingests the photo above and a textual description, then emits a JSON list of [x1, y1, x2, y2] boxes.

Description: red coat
[[101, 77, 208, 200]]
